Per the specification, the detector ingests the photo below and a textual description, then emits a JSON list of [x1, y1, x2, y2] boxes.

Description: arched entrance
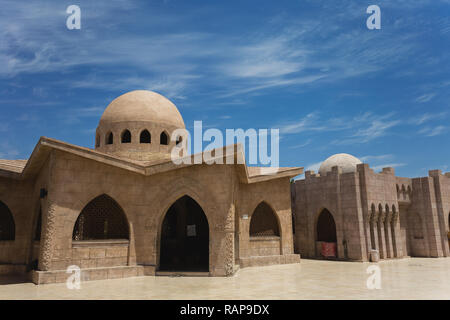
[[316, 208, 337, 258], [159, 196, 209, 272], [0, 201, 15, 241]]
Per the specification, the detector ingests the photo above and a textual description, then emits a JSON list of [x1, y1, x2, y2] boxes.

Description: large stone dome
[[99, 90, 185, 128], [318, 153, 362, 175], [95, 90, 185, 160]]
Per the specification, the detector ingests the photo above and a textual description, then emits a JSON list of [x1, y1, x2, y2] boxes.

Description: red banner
[[321, 242, 336, 257]]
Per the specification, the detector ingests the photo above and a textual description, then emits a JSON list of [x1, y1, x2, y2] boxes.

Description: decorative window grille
[[73, 194, 129, 240]]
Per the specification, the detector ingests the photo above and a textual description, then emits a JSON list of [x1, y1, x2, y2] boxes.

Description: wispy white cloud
[[372, 163, 407, 172], [0, 0, 431, 101], [415, 93, 436, 103], [278, 112, 402, 145], [359, 154, 393, 162], [341, 117, 400, 144], [289, 139, 312, 149], [305, 161, 322, 173], [409, 112, 447, 125], [418, 125, 447, 137]]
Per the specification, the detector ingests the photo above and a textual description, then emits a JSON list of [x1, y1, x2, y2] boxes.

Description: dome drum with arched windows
[[95, 90, 185, 161]]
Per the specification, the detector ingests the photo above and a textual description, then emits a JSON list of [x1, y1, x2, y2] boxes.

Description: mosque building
[[0, 90, 448, 285], [0, 90, 301, 284]]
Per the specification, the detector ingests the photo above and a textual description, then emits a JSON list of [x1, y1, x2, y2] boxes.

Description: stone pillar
[[223, 203, 235, 276], [365, 218, 373, 254], [377, 210, 387, 259], [38, 201, 57, 271], [370, 210, 379, 252], [391, 210, 403, 258], [384, 211, 394, 259]]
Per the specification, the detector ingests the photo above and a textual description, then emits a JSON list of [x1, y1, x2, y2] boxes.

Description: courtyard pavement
[[0, 258, 449, 299]]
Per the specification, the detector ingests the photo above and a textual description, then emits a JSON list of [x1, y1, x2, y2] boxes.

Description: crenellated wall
[[292, 163, 450, 262]]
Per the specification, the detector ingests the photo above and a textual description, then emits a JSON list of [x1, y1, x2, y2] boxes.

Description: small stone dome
[[318, 153, 362, 175], [99, 90, 185, 128]]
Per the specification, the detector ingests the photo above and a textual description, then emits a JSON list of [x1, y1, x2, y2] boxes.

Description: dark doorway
[[0, 201, 15, 241], [159, 196, 209, 272], [317, 208, 337, 242]]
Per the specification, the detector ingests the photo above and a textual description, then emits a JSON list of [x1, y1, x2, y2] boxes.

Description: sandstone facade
[[0, 90, 301, 284], [292, 154, 450, 262]]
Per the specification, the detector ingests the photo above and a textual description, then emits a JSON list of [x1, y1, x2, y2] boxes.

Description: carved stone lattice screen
[[250, 202, 280, 237], [73, 195, 129, 240]]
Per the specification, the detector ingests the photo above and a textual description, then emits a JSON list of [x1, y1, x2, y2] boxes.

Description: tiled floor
[[0, 258, 449, 299]]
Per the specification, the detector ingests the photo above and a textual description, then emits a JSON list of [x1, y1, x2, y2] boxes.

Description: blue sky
[[0, 0, 449, 177]]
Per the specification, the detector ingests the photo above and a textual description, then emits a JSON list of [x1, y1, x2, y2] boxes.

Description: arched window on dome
[[95, 134, 100, 148], [176, 136, 182, 145], [140, 130, 151, 143], [106, 132, 114, 145], [121, 129, 131, 143], [160, 131, 169, 145]]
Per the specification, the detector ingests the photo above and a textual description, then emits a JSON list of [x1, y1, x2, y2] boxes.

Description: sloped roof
[[0, 137, 303, 184]]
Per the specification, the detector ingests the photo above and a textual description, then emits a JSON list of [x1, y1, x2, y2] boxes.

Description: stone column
[[377, 210, 387, 259], [365, 217, 373, 255], [391, 211, 403, 258], [224, 204, 235, 276], [384, 211, 394, 259], [38, 201, 57, 271], [370, 210, 379, 252]]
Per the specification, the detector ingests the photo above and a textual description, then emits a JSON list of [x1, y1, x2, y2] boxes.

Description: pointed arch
[[121, 129, 131, 143], [159, 195, 209, 271], [250, 201, 280, 237], [106, 132, 114, 145], [316, 208, 337, 242], [72, 194, 129, 240], [140, 129, 151, 143], [95, 133, 100, 148], [0, 201, 15, 241], [160, 131, 169, 145]]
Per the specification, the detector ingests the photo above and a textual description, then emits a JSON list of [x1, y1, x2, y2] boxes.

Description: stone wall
[[237, 177, 300, 267], [293, 167, 365, 261], [0, 154, 52, 268], [293, 163, 450, 262]]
